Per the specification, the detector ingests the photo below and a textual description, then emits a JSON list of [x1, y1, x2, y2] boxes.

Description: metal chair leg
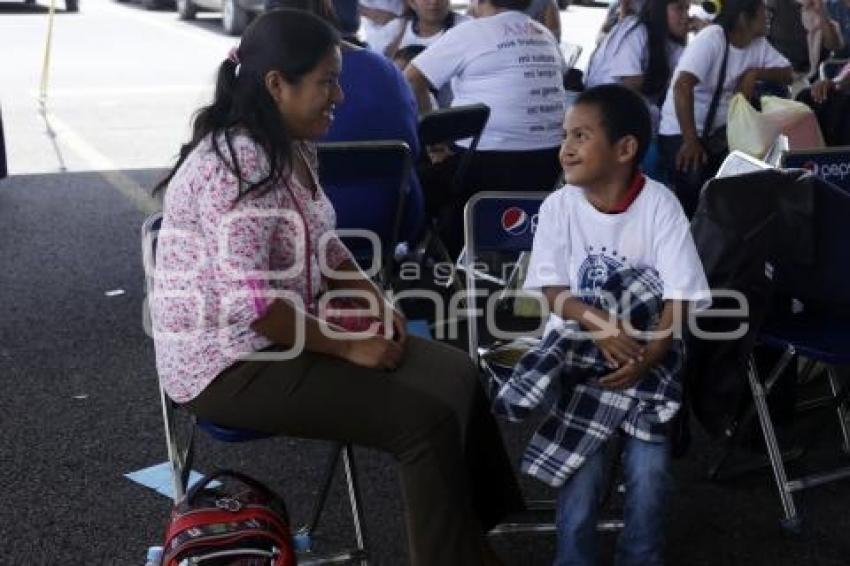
[[827, 368, 850, 454], [747, 356, 800, 531], [161, 387, 194, 502], [342, 445, 369, 566], [305, 443, 343, 536]]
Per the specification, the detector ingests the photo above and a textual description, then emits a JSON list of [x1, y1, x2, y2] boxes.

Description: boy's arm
[[598, 300, 682, 389], [543, 286, 646, 369]]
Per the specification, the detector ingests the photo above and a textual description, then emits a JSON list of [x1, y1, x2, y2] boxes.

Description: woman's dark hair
[[575, 84, 652, 166], [154, 9, 340, 199], [489, 0, 532, 11], [715, 0, 763, 33], [639, 0, 685, 99]]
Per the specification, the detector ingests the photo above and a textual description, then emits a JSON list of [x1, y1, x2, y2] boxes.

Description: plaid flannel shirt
[[491, 267, 683, 488]]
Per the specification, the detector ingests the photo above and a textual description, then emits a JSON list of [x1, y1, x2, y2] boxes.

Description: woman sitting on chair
[[150, 10, 521, 566]]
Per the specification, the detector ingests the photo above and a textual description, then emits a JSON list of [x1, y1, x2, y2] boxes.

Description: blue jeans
[[554, 435, 671, 566]]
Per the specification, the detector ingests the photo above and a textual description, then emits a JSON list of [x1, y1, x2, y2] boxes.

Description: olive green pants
[[185, 336, 524, 566]]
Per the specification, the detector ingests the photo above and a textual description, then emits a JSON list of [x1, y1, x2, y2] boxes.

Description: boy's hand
[[580, 308, 646, 368], [595, 329, 645, 369], [598, 359, 645, 389]]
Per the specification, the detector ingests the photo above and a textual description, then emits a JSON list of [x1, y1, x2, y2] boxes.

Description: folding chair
[[141, 212, 370, 565], [745, 177, 850, 531], [316, 140, 413, 289], [416, 103, 491, 286], [704, 176, 850, 532], [462, 192, 624, 537], [819, 58, 849, 80]]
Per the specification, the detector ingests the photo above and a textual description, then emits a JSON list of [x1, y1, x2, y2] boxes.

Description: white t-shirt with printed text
[[523, 177, 711, 332], [411, 10, 567, 151], [659, 25, 790, 136]]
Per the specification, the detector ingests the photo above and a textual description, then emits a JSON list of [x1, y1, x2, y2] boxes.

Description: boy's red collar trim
[[608, 170, 646, 214]]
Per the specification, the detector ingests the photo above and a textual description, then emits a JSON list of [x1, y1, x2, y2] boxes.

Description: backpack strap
[[702, 30, 730, 142]]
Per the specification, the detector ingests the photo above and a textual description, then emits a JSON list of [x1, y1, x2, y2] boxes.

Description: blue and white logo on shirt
[[576, 247, 626, 294]]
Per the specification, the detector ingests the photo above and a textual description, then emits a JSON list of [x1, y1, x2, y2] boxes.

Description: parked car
[[115, 0, 175, 11], [24, 0, 78, 12], [176, 0, 265, 35]]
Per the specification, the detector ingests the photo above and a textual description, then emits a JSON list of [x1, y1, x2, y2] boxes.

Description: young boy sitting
[[493, 84, 710, 566]]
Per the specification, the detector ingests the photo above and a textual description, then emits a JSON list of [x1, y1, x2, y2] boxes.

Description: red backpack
[[160, 470, 296, 566]]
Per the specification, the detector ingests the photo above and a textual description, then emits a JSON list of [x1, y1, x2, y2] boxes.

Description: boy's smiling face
[[559, 103, 635, 190]]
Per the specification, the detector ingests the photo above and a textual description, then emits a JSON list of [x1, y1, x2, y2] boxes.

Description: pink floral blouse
[[151, 132, 352, 403]]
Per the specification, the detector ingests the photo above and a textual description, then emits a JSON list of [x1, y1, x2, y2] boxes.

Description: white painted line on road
[[30, 85, 212, 98], [40, 108, 161, 215]]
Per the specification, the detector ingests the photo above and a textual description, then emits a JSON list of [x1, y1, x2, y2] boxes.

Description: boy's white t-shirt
[[658, 25, 790, 136], [524, 177, 711, 331], [411, 10, 567, 151]]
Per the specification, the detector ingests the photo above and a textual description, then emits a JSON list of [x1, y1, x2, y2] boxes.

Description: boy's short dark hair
[[574, 84, 652, 166]]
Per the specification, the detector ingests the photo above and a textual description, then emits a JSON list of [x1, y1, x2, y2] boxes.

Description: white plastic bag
[[761, 95, 825, 150], [727, 94, 782, 158]]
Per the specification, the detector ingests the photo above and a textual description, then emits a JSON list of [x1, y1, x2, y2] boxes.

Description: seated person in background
[[822, 0, 850, 57], [404, 0, 567, 254], [599, 0, 648, 35], [585, 0, 689, 133], [657, 0, 792, 218], [525, 0, 562, 41], [797, 60, 850, 144], [383, 0, 471, 57], [359, 0, 407, 54], [279, 0, 426, 249], [498, 84, 710, 566], [151, 11, 523, 566], [766, 0, 815, 79]]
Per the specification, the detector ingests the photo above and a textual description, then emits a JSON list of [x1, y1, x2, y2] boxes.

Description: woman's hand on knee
[[342, 335, 404, 370]]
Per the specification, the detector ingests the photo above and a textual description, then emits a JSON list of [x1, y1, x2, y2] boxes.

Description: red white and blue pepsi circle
[[501, 207, 529, 236]]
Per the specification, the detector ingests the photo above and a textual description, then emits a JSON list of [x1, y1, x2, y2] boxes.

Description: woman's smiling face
[[269, 46, 344, 140]]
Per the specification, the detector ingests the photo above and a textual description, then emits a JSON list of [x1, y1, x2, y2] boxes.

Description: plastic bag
[[727, 94, 782, 158], [727, 94, 825, 158], [761, 95, 824, 150]]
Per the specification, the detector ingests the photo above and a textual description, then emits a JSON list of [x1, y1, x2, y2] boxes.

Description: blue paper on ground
[[406, 319, 432, 340], [125, 461, 219, 499]]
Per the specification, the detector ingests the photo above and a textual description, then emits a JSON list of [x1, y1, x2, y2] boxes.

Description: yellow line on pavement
[[39, 107, 161, 215]]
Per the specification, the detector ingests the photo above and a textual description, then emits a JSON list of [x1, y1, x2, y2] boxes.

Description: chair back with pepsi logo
[[463, 191, 549, 359], [781, 146, 850, 192]]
